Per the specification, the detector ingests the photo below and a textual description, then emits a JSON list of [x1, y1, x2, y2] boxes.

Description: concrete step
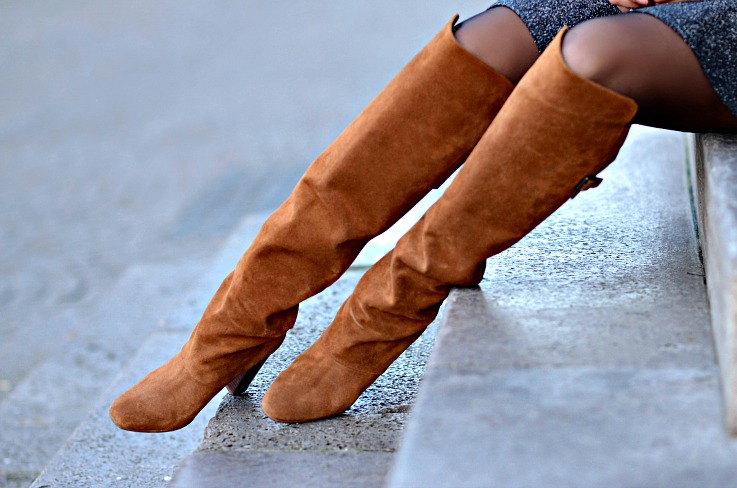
[[0, 260, 207, 488], [387, 126, 737, 487], [689, 133, 737, 434], [171, 451, 392, 488], [27, 213, 268, 488]]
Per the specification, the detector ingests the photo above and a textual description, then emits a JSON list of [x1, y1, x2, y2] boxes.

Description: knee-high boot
[[261, 27, 638, 423], [109, 16, 513, 432]]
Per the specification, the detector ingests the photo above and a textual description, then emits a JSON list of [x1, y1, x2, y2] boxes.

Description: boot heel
[[226, 359, 268, 395]]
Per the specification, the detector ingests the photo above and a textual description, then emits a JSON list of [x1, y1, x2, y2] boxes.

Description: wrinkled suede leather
[[109, 16, 514, 432], [261, 28, 639, 424]]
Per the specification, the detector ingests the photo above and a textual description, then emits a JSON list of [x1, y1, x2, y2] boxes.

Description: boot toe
[[261, 348, 376, 423], [109, 373, 193, 433], [109, 387, 174, 432], [108, 357, 210, 432]]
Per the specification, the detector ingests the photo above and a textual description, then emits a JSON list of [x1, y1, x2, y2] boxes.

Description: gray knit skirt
[[491, 0, 737, 116]]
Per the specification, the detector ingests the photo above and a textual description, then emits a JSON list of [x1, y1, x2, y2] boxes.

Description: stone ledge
[[689, 132, 737, 434], [169, 451, 393, 488], [388, 127, 737, 487]]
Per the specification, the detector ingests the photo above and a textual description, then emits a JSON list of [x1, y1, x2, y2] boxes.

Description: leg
[[263, 5, 737, 423], [562, 13, 737, 132], [262, 26, 638, 423], [109, 16, 514, 433]]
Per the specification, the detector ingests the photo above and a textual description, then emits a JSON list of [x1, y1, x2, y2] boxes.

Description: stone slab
[[690, 133, 737, 433], [388, 127, 733, 486], [392, 368, 737, 488], [169, 451, 393, 488], [434, 299, 713, 371]]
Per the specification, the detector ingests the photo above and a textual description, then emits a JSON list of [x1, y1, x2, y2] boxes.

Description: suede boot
[[261, 27, 638, 423], [109, 16, 513, 432]]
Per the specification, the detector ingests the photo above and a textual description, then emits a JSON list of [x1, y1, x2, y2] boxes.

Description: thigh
[[636, 0, 737, 126], [562, 5, 737, 132]]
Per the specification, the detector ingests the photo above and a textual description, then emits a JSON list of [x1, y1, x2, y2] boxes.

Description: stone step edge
[[688, 132, 737, 435]]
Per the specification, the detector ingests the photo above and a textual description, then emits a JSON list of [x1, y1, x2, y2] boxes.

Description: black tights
[[455, 7, 737, 133]]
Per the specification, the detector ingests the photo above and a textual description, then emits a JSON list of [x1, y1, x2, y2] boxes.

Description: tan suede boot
[[109, 16, 513, 432], [261, 27, 638, 423]]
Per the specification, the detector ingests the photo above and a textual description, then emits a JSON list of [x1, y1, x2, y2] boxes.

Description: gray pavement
[[171, 451, 393, 488], [0, 261, 206, 487]]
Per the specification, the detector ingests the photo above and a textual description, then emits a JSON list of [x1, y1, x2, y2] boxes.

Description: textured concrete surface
[[690, 133, 737, 433], [388, 127, 737, 487], [170, 451, 393, 488], [393, 368, 733, 488]]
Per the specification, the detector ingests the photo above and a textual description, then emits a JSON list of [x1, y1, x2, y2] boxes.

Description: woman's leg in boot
[[262, 24, 638, 423], [263, 10, 737, 423], [109, 16, 520, 433]]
